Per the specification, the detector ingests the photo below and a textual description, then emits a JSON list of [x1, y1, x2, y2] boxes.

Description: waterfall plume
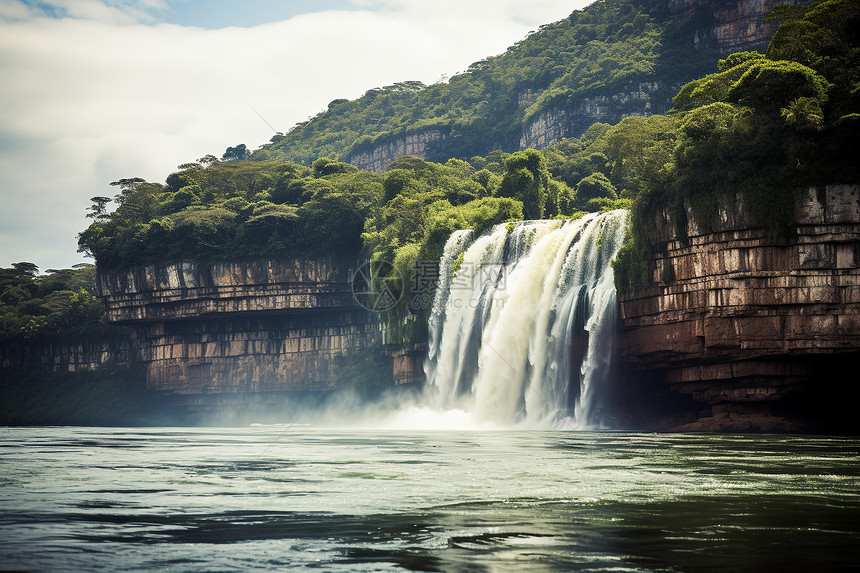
[[424, 210, 628, 428]]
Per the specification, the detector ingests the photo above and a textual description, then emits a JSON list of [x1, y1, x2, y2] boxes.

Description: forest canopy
[[76, 0, 859, 273], [77, 149, 623, 271], [250, 0, 720, 165], [0, 263, 106, 342]]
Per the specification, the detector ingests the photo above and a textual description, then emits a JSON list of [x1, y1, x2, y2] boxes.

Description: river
[[1, 426, 858, 571]]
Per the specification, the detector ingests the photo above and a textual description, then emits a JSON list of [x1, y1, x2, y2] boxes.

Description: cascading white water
[[424, 210, 628, 429]]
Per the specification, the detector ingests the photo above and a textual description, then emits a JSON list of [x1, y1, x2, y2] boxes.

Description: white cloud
[[0, 1, 36, 20], [0, 0, 589, 270]]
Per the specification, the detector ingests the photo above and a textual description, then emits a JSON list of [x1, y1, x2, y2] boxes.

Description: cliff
[[97, 260, 356, 323], [252, 0, 807, 172], [345, 129, 447, 173], [519, 0, 800, 149], [616, 184, 860, 432], [672, 0, 788, 52], [520, 81, 667, 149], [97, 260, 385, 395]]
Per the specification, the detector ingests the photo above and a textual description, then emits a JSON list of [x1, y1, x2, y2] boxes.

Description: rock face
[[520, 82, 665, 149], [0, 338, 133, 373], [520, 0, 802, 149], [616, 185, 860, 432], [98, 260, 356, 323], [97, 260, 384, 394], [345, 130, 446, 173], [672, 0, 791, 52], [392, 345, 426, 386]]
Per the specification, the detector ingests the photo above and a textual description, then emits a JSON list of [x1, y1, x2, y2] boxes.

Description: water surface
[[1, 427, 858, 571]]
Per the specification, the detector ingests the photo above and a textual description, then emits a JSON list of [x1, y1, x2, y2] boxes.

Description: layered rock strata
[[98, 260, 384, 394], [392, 345, 426, 386], [616, 185, 860, 431]]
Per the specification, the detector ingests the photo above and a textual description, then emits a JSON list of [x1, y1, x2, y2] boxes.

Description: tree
[[680, 102, 738, 141], [86, 196, 112, 220], [498, 149, 549, 219], [222, 144, 248, 161], [383, 169, 420, 200], [169, 206, 237, 250], [605, 115, 678, 198], [575, 172, 617, 208], [300, 174, 382, 258], [312, 157, 358, 177], [781, 97, 824, 131], [717, 51, 765, 72], [110, 178, 146, 205], [76, 224, 103, 260], [11, 262, 38, 276], [162, 185, 201, 213], [111, 180, 163, 223], [727, 60, 829, 111]]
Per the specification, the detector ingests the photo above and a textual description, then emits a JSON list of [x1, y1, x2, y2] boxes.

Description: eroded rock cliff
[[97, 260, 384, 395], [616, 184, 860, 432], [520, 0, 801, 149], [672, 0, 789, 52], [0, 338, 133, 373], [520, 81, 666, 149], [345, 130, 447, 173]]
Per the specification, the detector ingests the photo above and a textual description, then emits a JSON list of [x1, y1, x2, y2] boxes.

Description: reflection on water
[[1, 427, 858, 571]]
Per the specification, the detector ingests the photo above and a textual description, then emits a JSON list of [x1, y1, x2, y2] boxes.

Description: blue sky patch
[[156, 0, 361, 29]]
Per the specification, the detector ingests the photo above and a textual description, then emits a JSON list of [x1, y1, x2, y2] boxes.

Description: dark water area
[[1, 427, 858, 571]]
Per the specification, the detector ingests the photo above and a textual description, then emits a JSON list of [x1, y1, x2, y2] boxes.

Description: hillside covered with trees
[[249, 0, 724, 165], [67, 0, 858, 349]]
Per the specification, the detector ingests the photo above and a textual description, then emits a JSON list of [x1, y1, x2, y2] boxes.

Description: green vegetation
[[610, 0, 860, 291], [0, 262, 148, 426], [251, 0, 721, 165], [7, 0, 860, 427], [83, 135, 629, 270], [30, 0, 860, 350], [0, 263, 109, 342], [77, 149, 595, 345]]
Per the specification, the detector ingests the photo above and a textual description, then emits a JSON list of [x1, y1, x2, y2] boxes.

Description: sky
[[0, 0, 590, 271]]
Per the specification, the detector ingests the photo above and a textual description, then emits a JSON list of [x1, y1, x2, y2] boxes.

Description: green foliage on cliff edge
[[75, 0, 796, 274], [612, 0, 860, 292], [76, 143, 598, 345], [78, 153, 552, 271]]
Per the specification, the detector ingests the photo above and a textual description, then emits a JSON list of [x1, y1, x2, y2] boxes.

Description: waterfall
[[423, 210, 628, 429]]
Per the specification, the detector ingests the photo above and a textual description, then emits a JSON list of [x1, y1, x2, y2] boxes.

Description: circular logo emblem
[[352, 260, 403, 312]]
